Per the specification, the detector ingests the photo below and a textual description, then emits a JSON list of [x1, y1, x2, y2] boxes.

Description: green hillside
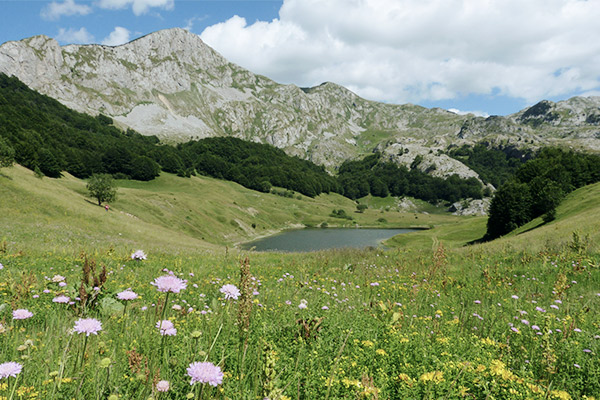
[[387, 181, 600, 253], [0, 165, 464, 254]]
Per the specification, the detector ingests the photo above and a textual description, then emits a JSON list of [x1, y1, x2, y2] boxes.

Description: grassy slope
[[0, 165, 465, 254], [387, 182, 600, 254]]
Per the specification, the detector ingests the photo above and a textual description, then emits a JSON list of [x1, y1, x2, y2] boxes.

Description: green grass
[[1, 166, 600, 399], [0, 166, 462, 255]]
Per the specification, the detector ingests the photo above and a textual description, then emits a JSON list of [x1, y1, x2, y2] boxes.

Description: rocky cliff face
[[1, 28, 599, 174]]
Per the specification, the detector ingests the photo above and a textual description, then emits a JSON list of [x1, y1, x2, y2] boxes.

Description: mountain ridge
[[1, 28, 599, 174]]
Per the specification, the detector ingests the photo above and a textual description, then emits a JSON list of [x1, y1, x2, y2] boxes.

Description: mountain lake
[[241, 227, 419, 252]]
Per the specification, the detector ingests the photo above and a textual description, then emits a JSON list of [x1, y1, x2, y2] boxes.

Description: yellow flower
[[375, 349, 387, 356], [436, 336, 449, 344], [551, 390, 572, 400], [459, 386, 469, 396], [361, 340, 374, 347], [419, 371, 444, 384]]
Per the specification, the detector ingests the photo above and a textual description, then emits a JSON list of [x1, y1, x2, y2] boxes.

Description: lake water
[[241, 228, 417, 252]]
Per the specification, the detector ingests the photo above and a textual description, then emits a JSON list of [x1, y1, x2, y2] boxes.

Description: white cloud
[[41, 0, 92, 21], [200, 0, 600, 106], [448, 108, 490, 118], [102, 27, 131, 46], [56, 27, 94, 44], [96, 0, 174, 16]]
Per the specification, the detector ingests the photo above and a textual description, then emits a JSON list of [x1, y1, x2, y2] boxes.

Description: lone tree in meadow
[[87, 174, 117, 206]]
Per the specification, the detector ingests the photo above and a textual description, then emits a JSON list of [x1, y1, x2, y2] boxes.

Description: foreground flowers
[[131, 250, 147, 260], [12, 309, 33, 320], [116, 290, 138, 301], [73, 318, 103, 336], [187, 361, 224, 386], [219, 284, 240, 300], [0, 362, 22, 379], [151, 275, 187, 293]]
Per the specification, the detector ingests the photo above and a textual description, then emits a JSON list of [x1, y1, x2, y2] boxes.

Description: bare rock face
[[1, 28, 599, 174], [448, 198, 491, 216]]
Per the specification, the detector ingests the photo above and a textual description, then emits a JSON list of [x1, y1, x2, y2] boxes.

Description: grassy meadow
[[1, 166, 599, 399]]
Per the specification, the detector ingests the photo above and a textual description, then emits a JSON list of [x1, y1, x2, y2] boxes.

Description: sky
[[1, 0, 600, 116]]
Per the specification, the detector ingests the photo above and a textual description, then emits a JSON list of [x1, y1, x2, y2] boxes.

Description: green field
[[1, 165, 599, 399]]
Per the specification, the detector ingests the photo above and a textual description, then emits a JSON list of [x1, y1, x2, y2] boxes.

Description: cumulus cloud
[[448, 109, 490, 118], [102, 27, 131, 46], [97, 0, 174, 16], [200, 0, 600, 107], [56, 27, 94, 44], [41, 0, 92, 20]]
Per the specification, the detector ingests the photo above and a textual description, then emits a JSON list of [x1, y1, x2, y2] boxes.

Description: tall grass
[[0, 246, 598, 399]]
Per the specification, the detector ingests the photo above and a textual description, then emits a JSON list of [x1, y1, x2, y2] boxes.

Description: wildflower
[[285, 300, 292, 305], [52, 295, 70, 303], [574, 364, 581, 369], [521, 319, 529, 325], [131, 250, 147, 260], [156, 380, 170, 392], [187, 361, 224, 386], [12, 309, 33, 320], [0, 362, 22, 379], [0, 263, 3, 269], [73, 318, 102, 336], [172, 305, 182, 311], [370, 282, 379, 286], [51, 275, 65, 283], [298, 299, 308, 309], [151, 276, 187, 293], [583, 349, 592, 353], [0, 323, 5, 334], [551, 305, 559, 310], [574, 328, 582, 333], [535, 307, 546, 313], [156, 320, 177, 336], [474, 300, 481, 304], [322, 306, 329, 310], [219, 284, 240, 300], [58, 282, 67, 287], [511, 295, 519, 299], [116, 290, 138, 301], [532, 325, 540, 331], [511, 327, 520, 333]]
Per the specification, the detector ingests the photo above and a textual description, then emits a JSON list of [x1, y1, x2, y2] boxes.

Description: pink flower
[[156, 320, 177, 336], [219, 284, 240, 300], [156, 380, 170, 392], [73, 318, 102, 336], [53, 295, 70, 303], [0, 362, 22, 379], [116, 290, 138, 301], [151, 276, 187, 293], [187, 361, 224, 386], [131, 250, 147, 260], [12, 309, 33, 320]]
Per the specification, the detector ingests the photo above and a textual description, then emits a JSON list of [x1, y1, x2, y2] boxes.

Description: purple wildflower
[[73, 318, 102, 336], [116, 290, 138, 301], [187, 361, 224, 386], [151, 275, 187, 293], [131, 250, 147, 260], [219, 284, 240, 300], [156, 320, 177, 336], [156, 380, 170, 392], [0, 362, 22, 379], [53, 295, 70, 304], [12, 309, 33, 320]]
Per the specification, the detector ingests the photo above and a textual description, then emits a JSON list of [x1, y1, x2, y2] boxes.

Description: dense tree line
[[447, 143, 533, 188], [485, 148, 600, 239], [0, 73, 160, 180], [337, 153, 484, 203], [176, 137, 340, 197]]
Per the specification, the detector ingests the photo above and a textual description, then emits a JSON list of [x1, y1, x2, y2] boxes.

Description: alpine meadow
[[1, 14, 600, 400]]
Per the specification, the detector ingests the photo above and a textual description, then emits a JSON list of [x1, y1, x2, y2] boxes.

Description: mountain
[[1, 28, 599, 174]]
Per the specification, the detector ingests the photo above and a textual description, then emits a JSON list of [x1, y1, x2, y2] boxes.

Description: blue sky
[[1, 0, 600, 116]]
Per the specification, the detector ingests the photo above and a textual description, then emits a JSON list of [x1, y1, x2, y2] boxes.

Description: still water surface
[[242, 228, 417, 252]]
